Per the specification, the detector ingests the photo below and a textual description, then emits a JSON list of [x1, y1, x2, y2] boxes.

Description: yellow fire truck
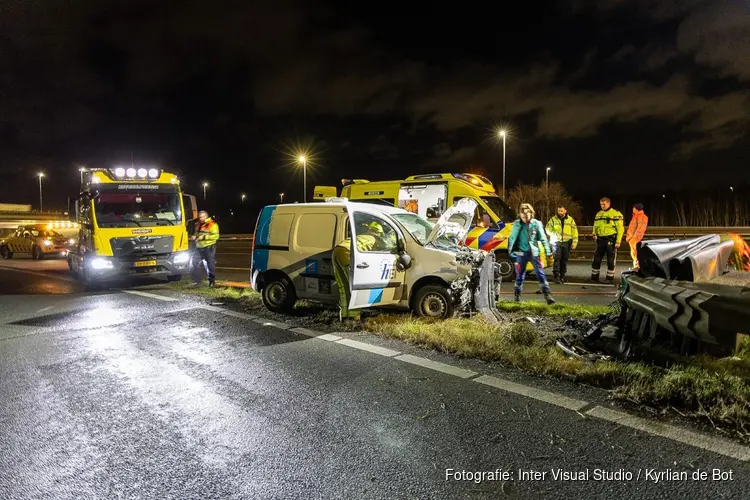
[[314, 172, 545, 279], [67, 167, 197, 287]]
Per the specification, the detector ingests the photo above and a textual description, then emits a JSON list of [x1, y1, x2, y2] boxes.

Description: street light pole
[[546, 165, 551, 190], [38, 173, 45, 212], [298, 155, 307, 203], [280, 193, 284, 204], [498, 130, 507, 200], [241, 193, 246, 203], [203, 182, 208, 201], [79, 167, 86, 184]]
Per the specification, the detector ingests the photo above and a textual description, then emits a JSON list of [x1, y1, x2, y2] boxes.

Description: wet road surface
[[1, 278, 749, 498]]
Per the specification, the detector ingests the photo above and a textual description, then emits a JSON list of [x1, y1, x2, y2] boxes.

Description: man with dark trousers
[[591, 197, 624, 283], [190, 210, 220, 286], [545, 205, 579, 284]]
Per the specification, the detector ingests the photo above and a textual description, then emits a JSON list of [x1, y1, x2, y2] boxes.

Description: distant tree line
[[504, 183, 749, 227]]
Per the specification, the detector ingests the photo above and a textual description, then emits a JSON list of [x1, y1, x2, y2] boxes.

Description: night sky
[[1, 0, 748, 212]]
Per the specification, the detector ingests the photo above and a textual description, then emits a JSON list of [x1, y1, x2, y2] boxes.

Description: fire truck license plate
[[135, 260, 157, 267]]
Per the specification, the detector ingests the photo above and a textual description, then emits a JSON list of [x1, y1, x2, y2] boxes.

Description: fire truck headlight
[[43, 240, 52, 246], [148, 168, 159, 178], [137, 168, 147, 177], [173, 251, 190, 264], [126, 168, 136, 177], [115, 167, 125, 177], [90, 258, 113, 270]]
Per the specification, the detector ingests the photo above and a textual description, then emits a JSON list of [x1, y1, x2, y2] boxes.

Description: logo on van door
[[380, 261, 394, 280]]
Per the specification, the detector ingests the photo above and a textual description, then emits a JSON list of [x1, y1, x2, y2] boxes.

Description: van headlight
[[172, 251, 190, 264], [90, 258, 113, 270], [43, 240, 52, 246], [68, 238, 75, 245]]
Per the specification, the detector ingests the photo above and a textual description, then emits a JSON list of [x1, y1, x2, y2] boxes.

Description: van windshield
[[391, 214, 433, 245], [391, 213, 458, 251]]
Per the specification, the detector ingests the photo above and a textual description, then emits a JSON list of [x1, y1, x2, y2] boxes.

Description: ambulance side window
[[352, 213, 398, 254]]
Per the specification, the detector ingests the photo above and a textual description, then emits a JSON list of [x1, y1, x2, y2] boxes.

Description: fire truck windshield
[[94, 192, 182, 228]]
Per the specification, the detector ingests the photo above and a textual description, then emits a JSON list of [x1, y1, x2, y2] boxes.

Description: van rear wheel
[[262, 276, 296, 313], [414, 284, 454, 319]]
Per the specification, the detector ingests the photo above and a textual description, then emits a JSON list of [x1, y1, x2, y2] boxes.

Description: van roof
[[270, 202, 411, 216]]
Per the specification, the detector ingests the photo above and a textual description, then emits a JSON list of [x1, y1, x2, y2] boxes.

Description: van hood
[[426, 197, 478, 246]]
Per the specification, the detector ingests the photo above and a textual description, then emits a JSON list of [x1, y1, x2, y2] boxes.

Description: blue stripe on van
[[251, 206, 277, 273], [255, 206, 277, 246], [368, 288, 384, 305], [252, 249, 270, 272]]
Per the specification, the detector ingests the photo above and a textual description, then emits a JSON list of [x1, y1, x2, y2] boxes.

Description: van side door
[[346, 207, 404, 310]]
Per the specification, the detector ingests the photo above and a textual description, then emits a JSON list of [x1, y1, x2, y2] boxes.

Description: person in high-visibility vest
[[626, 203, 648, 269], [545, 205, 579, 284], [591, 197, 624, 283], [190, 210, 220, 286]]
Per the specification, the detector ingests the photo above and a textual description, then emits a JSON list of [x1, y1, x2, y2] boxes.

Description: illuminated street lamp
[[546, 165, 552, 190], [730, 186, 734, 193], [241, 193, 246, 203], [498, 130, 507, 200], [38, 172, 45, 212], [279, 192, 285, 204], [202, 182, 209, 201], [298, 155, 307, 202]]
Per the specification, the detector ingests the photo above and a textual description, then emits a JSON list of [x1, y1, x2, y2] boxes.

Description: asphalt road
[[1, 264, 750, 498]]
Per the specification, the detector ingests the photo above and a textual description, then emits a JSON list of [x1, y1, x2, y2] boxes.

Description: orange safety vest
[[626, 210, 648, 243]]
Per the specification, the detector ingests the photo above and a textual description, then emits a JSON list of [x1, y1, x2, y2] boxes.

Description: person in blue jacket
[[507, 203, 556, 305]]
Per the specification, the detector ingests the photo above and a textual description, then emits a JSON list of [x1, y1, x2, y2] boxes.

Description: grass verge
[[174, 283, 750, 440]]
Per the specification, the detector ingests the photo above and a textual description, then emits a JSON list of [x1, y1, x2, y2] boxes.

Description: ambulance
[[314, 173, 546, 279]]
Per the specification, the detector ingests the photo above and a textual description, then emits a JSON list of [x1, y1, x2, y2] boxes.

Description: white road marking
[[36, 305, 55, 313], [0, 265, 76, 282], [395, 354, 477, 379], [586, 406, 750, 462], [474, 375, 589, 411], [122, 290, 179, 302], [252, 318, 290, 329], [335, 339, 401, 357], [216, 266, 250, 271], [316, 334, 342, 342], [212, 309, 257, 321], [290, 327, 321, 338]]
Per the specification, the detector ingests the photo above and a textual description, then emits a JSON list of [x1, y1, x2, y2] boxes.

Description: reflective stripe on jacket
[[545, 215, 579, 246], [626, 210, 648, 243], [196, 217, 220, 249], [593, 208, 624, 243]]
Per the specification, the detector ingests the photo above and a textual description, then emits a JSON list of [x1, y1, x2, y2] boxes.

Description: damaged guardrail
[[558, 235, 750, 359]]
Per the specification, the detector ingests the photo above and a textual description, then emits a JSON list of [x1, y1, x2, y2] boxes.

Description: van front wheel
[[262, 276, 296, 313], [414, 284, 454, 319]]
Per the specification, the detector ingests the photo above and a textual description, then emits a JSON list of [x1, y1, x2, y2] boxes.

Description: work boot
[[560, 275, 566, 284], [553, 274, 561, 284], [589, 275, 599, 282], [514, 289, 521, 303], [544, 292, 556, 305], [208, 280, 215, 287]]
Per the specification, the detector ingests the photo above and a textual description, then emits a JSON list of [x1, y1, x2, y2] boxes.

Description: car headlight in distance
[[43, 240, 52, 246], [90, 258, 113, 270], [68, 238, 76, 245], [173, 251, 190, 264]]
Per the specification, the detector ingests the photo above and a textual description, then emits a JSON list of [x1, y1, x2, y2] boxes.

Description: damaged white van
[[250, 198, 500, 319]]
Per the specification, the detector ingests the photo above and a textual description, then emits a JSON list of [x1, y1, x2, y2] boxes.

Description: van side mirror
[[396, 251, 412, 271]]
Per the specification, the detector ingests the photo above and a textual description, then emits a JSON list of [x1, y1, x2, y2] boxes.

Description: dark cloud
[[0, 0, 748, 207]]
